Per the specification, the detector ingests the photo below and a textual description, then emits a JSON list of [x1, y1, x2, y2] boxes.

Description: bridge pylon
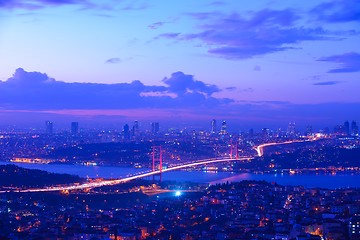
[[152, 146, 163, 181], [229, 142, 239, 160]]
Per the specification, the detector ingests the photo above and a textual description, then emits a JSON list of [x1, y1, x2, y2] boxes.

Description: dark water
[[1, 162, 360, 189]]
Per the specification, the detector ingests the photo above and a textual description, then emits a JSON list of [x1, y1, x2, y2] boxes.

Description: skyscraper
[[344, 121, 350, 136], [134, 120, 139, 131], [211, 119, 216, 133], [151, 122, 159, 134], [71, 122, 79, 135], [123, 124, 130, 141], [262, 128, 270, 139], [133, 120, 139, 136], [45, 121, 53, 134], [220, 121, 227, 134], [306, 125, 313, 136], [287, 122, 296, 136], [351, 121, 358, 136], [249, 128, 254, 138]]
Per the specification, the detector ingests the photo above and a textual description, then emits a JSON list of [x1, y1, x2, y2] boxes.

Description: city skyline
[[0, 0, 359, 127]]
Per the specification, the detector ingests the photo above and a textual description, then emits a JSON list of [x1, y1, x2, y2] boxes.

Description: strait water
[[1, 162, 360, 189]]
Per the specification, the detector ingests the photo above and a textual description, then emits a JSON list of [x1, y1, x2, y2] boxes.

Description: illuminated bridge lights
[[0, 139, 318, 194]]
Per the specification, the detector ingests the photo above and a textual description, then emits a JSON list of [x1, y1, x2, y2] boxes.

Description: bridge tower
[[229, 142, 239, 159], [152, 146, 163, 181]]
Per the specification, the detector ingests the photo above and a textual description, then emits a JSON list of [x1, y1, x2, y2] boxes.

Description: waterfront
[[1, 161, 360, 189]]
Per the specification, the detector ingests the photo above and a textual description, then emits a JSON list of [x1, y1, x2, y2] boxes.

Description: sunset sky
[[0, 0, 359, 130]]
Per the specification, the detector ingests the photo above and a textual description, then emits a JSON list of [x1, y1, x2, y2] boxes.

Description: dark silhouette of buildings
[[287, 122, 296, 136], [132, 120, 139, 137], [151, 122, 159, 134], [123, 124, 130, 141], [71, 122, 79, 135], [45, 121, 53, 134], [306, 125, 313, 136], [351, 121, 359, 136], [344, 121, 350, 136]]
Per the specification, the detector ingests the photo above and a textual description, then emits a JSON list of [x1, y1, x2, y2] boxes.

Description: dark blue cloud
[[225, 86, 236, 91], [0, 68, 231, 110], [148, 21, 165, 29], [313, 81, 341, 86], [311, 0, 360, 23], [121, 1, 149, 11], [162, 72, 220, 96], [318, 52, 360, 73], [0, 0, 91, 9], [1, 70, 359, 128], [159, 9, 337, 59], [105, 58, 121, 64]]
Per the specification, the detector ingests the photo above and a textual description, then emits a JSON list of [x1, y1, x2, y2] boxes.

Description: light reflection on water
[[1, 162, 360, 189]]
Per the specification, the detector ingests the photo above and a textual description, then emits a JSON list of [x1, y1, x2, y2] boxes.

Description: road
[[255, 139, 313, 157]]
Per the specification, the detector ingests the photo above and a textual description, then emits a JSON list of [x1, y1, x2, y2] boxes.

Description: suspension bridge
[[0, 139, 308, 193]]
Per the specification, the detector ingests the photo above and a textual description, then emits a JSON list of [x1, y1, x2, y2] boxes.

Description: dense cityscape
[[0, 119, 359, 239], [1, 0, 360, 239]]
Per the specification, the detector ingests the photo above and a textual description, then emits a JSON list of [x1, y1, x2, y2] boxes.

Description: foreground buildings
[[1, 180, 360, 239]]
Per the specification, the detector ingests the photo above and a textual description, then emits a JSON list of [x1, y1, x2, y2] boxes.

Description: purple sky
[[0, 0, 359, 131]]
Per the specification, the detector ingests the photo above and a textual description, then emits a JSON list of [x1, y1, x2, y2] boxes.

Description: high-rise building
[[123, 124, 130, 141], [45, 121, 53, 134], [306, 125, 313, 136], [220, 121, 227, 134], [349, 216, 360, 240], [249, 128, 254, 138], [151, 122, 159, 134], [344, 121, 350, 136], [71, 122, 79, 135], [133, 120, 139, 136], [287, 122, 296, 136], [134, 120, 139, 131], [334, 125, 344, 135], [211, 119, 216, 133], [351, 121, 358, 136], [262, 128, 270, 139]]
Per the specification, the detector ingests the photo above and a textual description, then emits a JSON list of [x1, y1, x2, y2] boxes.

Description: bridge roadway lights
[[6, 139, 318, 193]]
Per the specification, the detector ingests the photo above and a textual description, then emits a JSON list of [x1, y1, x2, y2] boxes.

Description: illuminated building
[[306, 125, 313, 136], [351, 121, 359, 136], [211, 119, 216, 133], [287, 122, 296, 136], [220, 121, 227, 134], [349, 217, 360, 240]]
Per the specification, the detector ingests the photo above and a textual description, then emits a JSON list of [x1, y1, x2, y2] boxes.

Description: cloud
[[311, 0, 360, 23], [0, 68, 231, 111], [318, 52, 360, 73], [1, 70, 359, 128], [208, 1, 225, 6], [121, 1, 149, 11], [239, 88, 254, 93], [0, 0, 92, 10], [253, 65, 261, 71], [158, 8, 338, 59], [162, 71, 220, 96], [105, 58, 121, 64], [148, 21, 165, 30], [313, 81, 341, 86], [225, 86, 236, 91]]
